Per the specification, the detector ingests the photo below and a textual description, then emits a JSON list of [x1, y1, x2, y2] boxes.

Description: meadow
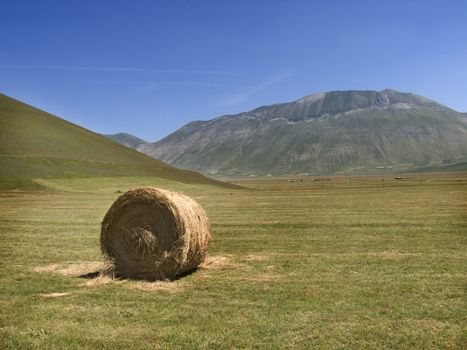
[[0, 173, 466, 349]]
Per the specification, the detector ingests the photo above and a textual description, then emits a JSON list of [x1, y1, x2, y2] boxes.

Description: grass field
[[0, 173, 466, 349]]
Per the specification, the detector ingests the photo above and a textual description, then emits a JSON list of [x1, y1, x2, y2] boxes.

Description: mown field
[[0, 173, 466, 349]]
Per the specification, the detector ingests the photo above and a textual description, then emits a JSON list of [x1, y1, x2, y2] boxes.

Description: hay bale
[[101, 187, 210, 281]]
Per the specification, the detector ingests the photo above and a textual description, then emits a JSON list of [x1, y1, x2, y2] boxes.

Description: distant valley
[[107, 89, 467, 176]]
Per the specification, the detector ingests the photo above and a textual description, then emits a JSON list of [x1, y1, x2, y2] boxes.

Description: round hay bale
[[100, 187, 210, 280]]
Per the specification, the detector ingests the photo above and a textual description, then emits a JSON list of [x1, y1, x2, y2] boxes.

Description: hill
[[0, 93, 234, 190], [121, 89, 467, 176]]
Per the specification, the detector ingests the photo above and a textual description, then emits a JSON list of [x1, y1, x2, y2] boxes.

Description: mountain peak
[[105, 132, 149, 148], [273, 89, 452, 122], [296, 91, 326, 104], [135, 89, 467, 176]]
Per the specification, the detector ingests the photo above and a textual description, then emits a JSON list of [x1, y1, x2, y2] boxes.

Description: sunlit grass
[[0, 173, 465, 349]]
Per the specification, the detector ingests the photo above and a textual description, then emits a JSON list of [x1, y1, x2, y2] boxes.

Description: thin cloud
[[85, 80, 222, 88], [150, 69, 237, 76], [225, 71, 294, 106], [84, 80, 153, 86], [160, 81, 222, 87], [0, 63, 237, 75]]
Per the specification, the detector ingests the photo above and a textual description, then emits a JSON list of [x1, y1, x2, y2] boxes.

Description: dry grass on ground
[[0, 173, 466, 349]]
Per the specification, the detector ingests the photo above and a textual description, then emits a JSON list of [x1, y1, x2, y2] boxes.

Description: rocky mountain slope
[[110, 89, 467, 176]]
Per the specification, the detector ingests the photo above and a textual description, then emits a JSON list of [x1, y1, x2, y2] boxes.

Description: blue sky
[[1, 0, 467, 141]]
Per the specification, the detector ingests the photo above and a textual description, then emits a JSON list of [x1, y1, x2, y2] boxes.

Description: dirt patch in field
[[307, 251, 422, 261], [365, 251, 422, 259], [80, 275, 113, 287], [129, 280, 184, 293], [40, 292, 72, 298], [246, 273, 280, 282], [411, 318, 450, 331], [33, 255, 249, 287], [33, 262, 105, 277], [200, 255, 246, 270], [242, 254, 270, 262]]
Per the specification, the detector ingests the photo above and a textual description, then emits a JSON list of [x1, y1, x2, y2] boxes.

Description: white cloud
[[224, 71, 294, 106], [85, 80, 222, 88]]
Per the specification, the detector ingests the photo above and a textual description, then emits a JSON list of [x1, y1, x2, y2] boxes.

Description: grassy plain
[[0, 173, 466, 349]]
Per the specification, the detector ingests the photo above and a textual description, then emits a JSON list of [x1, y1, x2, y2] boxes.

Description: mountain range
[[108, 89, 467, 176]]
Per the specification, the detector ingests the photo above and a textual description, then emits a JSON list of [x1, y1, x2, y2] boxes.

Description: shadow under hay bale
[[101, 187, 211, 281], [79, 271, 101, 279]]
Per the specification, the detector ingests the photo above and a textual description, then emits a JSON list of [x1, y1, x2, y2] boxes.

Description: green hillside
[[0, 93, 233, 190]]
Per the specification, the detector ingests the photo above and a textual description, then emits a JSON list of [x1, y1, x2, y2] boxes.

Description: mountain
[[122, 89, 467, 176], [104, 132, 158, 157], [105, 132, 151, 149], [0, 93, 234, 190]]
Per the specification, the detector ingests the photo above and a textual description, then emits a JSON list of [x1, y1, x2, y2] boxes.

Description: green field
[[1, 173, 466, 349]]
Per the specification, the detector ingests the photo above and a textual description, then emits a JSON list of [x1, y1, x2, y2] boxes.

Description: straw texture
[[101, 187, 210, 280]]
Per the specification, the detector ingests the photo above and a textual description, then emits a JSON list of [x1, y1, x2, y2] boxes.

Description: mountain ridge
[[105, 132, 152, 149], [106, 89, 467, 176]]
